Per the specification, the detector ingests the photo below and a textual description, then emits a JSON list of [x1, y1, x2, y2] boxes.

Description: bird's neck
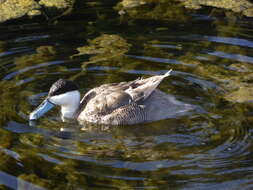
[[61, 103, 80, 119], [60, 92, 80, 120]]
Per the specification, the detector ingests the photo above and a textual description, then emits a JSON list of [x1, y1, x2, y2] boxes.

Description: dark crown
[[48, 79, 78, 97]]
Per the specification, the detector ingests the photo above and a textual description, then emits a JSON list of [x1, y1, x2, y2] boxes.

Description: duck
[[29, 69, 192, 125]]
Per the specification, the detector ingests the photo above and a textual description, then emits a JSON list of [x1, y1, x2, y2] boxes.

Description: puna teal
[[29, 69, 192, 125]]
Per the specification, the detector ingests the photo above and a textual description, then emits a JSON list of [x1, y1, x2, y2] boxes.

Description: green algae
[[0, 45, 56, 126], [115, 0, 253, 20], [0, 0, 40, 23], [193, 60, 253, 103], [52, 161, 87, 188], [18, 174, 52, 189], [76, 137, 189, 161], [0, 81, 24, 126], [0, 185, 8, 190], [15, 46, 56, 68], [72, 34, 131, 66], [39, 0, 74, 9], [120, 0, 147, 9], [193, 89, 251, 143], [38, 0, 75, 22], [182, 0, 253, 17], [0, 1, 253, 189], [1, 0, 253, 24], [16, 151, 88, 189], [116, 0, 190, 22], [0, 41, 7, 52], [0, 0, 75, 23], [115, 0, 253, 22], [225, 86, 253, 103], [0, 129, 14, 149], [19, 133, 45, 147], [0, 151, 20, 173]]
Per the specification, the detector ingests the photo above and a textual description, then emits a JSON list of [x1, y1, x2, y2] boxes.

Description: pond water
[[1, 1, 253, 189]]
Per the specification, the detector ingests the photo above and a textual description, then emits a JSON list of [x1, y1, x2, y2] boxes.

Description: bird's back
[[77, 70, 173, 125]]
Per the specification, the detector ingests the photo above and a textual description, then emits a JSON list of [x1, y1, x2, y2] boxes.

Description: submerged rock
[[15, 45, 57, 67], [182, 0, 253, 17], [121, 0, 147, 9], [225, 86, 253, 103], [0, 41, 6, 52], [116, 0, 190, 21], [73, 34, 131, 65], [195, 62, 253, 103], [39, 0, 74, 9], [0, 128, 13, 148], [243, 8, 253, 17], [0, 0, 75, 23], [19, 133, 45, 147], [228, 63, 252, 73], [117, 0, 253, 18], [0, 0, 40, 23], [2, 0, 253, 23], [18, 174, 51, 189], [225, 74, 253, 103], [0, 150, 19, 172]]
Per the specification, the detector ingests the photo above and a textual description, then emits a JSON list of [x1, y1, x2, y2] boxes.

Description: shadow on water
[[0, 1, 253, 189]]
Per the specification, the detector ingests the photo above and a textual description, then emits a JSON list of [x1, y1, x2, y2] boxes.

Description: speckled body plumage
[[76, 71, 172, 125]]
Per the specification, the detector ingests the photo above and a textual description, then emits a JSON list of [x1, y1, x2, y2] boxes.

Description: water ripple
[[188, 35, 253, 48], [208, 51, 253, 64], [3, 60, 64, 80], [0, 8, 253, 189]]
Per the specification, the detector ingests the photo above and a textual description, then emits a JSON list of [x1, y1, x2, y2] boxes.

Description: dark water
[[1, 2, 253, 190]]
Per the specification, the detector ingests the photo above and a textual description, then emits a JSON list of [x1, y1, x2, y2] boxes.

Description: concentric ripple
[[0, 7, 253, 190]]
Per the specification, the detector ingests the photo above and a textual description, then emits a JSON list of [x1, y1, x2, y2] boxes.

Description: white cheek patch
[[49, 90, 80, 106]]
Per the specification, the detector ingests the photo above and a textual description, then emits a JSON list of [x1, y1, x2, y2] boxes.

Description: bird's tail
[[163, 69, 173, 77], [125, 69, 173, 102]]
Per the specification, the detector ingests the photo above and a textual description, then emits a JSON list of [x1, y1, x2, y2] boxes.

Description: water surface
[[0, 2, 253, 189]]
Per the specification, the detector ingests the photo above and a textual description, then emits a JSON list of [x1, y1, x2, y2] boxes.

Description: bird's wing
[[101, 103, 146, 125], [125, 70, 172, 102]]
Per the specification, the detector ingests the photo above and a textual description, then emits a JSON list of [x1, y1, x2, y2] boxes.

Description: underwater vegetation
[[1, 0, 253, 23], [0, 0, 253, 189], [182, 0, 253, 17], [0, 0, 74, 23], [73, 34, 131, 66]]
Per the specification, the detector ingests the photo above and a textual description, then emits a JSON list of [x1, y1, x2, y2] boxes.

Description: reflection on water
[[0, 2, 253, 190]]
